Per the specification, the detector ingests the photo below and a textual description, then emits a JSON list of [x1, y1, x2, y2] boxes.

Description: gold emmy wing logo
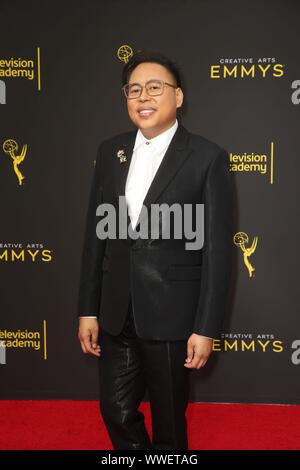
[[2, 139, 27, 185], [233, 231, 258, 278], [117, 45, 133, 63]]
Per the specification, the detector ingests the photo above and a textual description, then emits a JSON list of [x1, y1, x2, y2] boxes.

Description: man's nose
[[139, 86, 150, 101]]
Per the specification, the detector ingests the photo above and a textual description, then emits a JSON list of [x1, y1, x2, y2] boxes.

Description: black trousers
[[98, 299, 190, 450]]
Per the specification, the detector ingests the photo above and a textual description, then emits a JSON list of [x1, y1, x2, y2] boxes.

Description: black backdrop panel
[[0, 0, 299, 403]]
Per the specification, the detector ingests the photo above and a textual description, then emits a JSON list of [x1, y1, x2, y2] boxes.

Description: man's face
[[125, 62, 184, 139]]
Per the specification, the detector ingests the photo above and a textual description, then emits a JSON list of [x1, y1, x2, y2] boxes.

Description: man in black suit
[[78, 50, 233, 450]]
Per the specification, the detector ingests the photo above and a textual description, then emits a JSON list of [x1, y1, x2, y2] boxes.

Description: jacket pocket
[[167, 264, 202, 281]]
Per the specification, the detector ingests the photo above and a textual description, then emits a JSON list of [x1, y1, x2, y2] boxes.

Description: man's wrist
[[79, 316, 98, 319]]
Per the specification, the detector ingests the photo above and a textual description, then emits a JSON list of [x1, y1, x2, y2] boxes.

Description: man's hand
[[184, 333, 213, 369], [78, 318, 101, 357]]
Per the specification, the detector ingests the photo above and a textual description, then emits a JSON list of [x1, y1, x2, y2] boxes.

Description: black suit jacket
[[78, 124, 234, 340]]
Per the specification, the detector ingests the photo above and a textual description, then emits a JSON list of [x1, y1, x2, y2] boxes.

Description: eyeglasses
[[122, 79, 177, 99]]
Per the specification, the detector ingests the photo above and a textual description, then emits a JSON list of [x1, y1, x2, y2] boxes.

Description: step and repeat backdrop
[[0, 0, 299, 403]]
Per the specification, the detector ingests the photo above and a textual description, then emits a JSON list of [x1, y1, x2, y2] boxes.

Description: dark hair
[[122, 50, 183, 89]]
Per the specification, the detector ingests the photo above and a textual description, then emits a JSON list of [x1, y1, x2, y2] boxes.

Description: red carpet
[[0, 401, 299, 450]]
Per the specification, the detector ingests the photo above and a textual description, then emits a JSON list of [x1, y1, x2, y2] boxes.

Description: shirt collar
[[133, 119, 178, 153]]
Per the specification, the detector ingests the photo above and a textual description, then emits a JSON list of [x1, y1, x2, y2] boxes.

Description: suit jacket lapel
[[114, 131, 136, 235], [135, 124, 192, 230], [143, 125, 191, 205], [114, 130, 137, 200], [114, 124, 192, 235]]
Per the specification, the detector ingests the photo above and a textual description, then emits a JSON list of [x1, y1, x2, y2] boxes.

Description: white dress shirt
[[125, 119, 178, 230], [81, 120, 178, 319]]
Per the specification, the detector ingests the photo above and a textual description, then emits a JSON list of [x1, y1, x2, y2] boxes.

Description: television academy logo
[[229, 142, 275, 185], [0, 321, 48, 365], [0, 48, 42, 103]]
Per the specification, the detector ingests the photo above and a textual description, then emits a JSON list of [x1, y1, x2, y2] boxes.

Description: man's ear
[[176, 88, 184, 108]]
